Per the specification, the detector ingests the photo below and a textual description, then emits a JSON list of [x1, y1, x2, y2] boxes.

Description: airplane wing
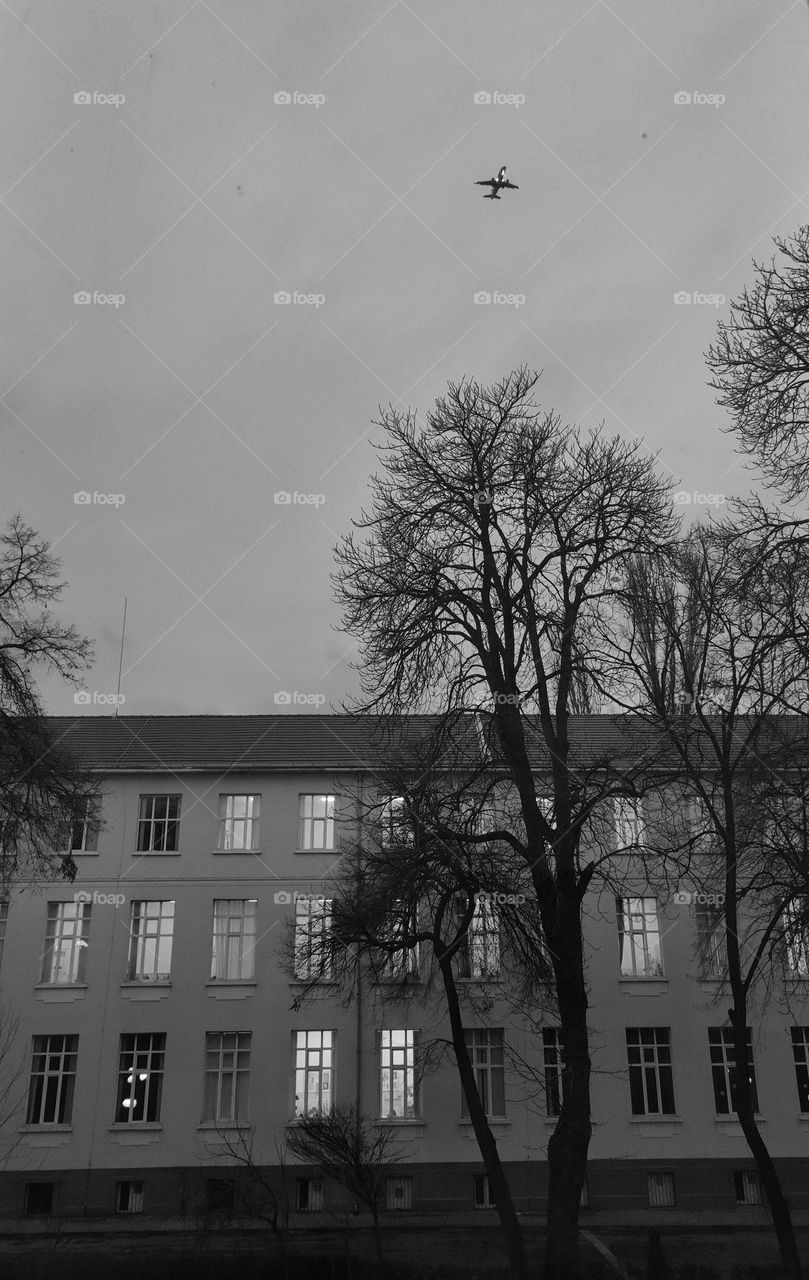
[[475, 178, 496, 187], [501, 180, 519, 189]]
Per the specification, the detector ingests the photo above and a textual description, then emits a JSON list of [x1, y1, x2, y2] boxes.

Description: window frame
[[41, 901, 91, 985], [791, 1026, 809, 1113], [709, 1027, 759, 1115], [115, 1032, 166, 1124], [461, 1028, 506, 1119], [617, 896, 664, 977], [542, 1027, 563, 1117], [210, 899, 257, 982], [203, 1031, 251, 1124], [217, 794, 261, 851], [626, 1027, 676, 1116], [294, 1030, 333, 1117], [294, 896, 333, 981], [127, 900, 175, 981], [26, 1034, 78, 1126], [379, 1029, 419, 1119], [456, 895, 500, 980], [136, 794, 181, 853], [298, 794, 337, 851]]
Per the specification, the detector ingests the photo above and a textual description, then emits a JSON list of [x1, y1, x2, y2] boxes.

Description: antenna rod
[[114, 597, 127, 717]]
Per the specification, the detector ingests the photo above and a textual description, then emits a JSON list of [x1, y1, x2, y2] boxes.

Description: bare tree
[[203, 1125, 293, 1280], [618, 512, 809, 1280], [0, 999, 26, 1164], [333, 369, 678, 1280], [0, 514, 97, 891], [707, 225, 809, 503], [287, 1103, 403, 1267]]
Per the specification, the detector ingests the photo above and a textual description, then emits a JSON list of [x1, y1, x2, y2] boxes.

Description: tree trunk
[[729, 1005, 802, 1280], [371, 1201, 384, 1266], [543, 899, 592, 1280], [439, 954, 529, 1280]]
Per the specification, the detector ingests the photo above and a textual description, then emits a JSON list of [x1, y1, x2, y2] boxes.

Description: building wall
[[1, 761, 807, 1222]]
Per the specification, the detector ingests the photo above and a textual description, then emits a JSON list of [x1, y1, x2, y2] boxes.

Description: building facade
[[0, 714, 807, 1227]]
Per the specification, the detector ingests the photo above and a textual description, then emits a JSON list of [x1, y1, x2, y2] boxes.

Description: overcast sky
[[2, 0, 808, 717]]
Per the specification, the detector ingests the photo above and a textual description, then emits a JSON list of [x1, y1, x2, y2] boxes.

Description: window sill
[[373, 1118, 426, 1126], [294, 848, 338, 855], [458, 1117, 510, 1126], [121, 982, 171, 1001], [69, 850, 99, 856], [131, 851, 181, 857], [619, 978, 668, 995], [108, 1124, 163, 1144], [714, 1114, 765, 1124], [629, 1114, 681, 1123], [211, 849, 263, 856], [289, 981, 341, 989], [197, 1123, 252, 1132], [35, 983, 87, 1002], [20, 1125, 72, 1133], [206, 981, 256, 999]]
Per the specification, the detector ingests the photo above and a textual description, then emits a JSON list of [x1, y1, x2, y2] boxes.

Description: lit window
[[380, 1030, 419, 1118], [380, 796, 413, 848], [298, 795, 336, 850], [783, 898, 809, 976], [294, 897, 333, 980], [294, 1030, 333, 1116], [211, 899, 256, 981], [218, 795, 260, 851], [41, 902, 90, 984], [137, 795, 181, 852], [456, 895, 500, 979], [127, 901, 174, 981], [617, 897, 663, 977], [115, 1032, 165, 1123]]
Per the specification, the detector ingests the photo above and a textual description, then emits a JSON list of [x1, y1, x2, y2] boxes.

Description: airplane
[[475, 165, 519, 199]]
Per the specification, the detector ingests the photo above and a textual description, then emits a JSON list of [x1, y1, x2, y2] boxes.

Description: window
[[385, 1176, 412, 1211], [294, 897, 333, 980], [734, 1170, 762, 1206], [203, 1032, 251, 1123], [294, 1030, 333, 1116], [205, 1179, 235, 1218], [626, 1028, 675, 1115], [137, 794, 181, 852], [378, 901, 419, 981], [298, 795, 336, 850], [783, 898, 809, 976], [41, 901, 90, 984], [116, 1181, 144, 1214], [473, 1173, 493, 1208], [648, 1172, 676, 1208], [115, 1032, 165, 1123], [617, 897, 664, 977], [380, 796, 412, 848], [127, 900, 174, 980], [24, 1183, 54, 1216], [68, 797, 100, 852], [542, 1027, 563, 1117], [217, 794, 260, 851], [695, 901, 727, 977], [380, 1029, 418, 1118], [26, 1035, 78, 1125], [211, 899, 256, 981], [296, 1178, 324, 1212], [462, 1029, 505, 1117], [0, 899, 9, 972], [790, 1027, 809, 1112], [709, 1027, 758, 1114], [456, 896, 500, 979], [614, 796, 645, 848]]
